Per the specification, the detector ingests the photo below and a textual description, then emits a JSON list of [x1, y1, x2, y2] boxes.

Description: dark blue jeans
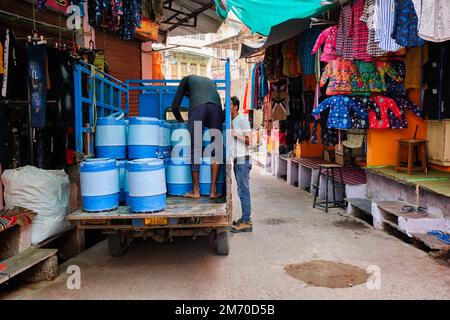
[[233, 158, 252, 223]]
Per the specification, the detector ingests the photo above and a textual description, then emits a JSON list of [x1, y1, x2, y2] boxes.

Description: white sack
[[1, 165, 70, 244]]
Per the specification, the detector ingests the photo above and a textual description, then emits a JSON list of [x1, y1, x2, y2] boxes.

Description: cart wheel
[[108, 233, 129, 257], [216, 231, 229, 256]]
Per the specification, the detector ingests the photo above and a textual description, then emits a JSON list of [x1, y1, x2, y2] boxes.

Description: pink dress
[[312, 26, 338, 62]]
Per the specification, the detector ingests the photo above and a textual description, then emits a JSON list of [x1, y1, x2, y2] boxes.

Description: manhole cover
[[333, 219, 368, 230], [284, 260, 369, 288], [266, 218, 286, 225]]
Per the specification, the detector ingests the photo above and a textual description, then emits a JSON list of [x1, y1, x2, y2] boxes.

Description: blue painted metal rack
[[74, 60, 129, 156]]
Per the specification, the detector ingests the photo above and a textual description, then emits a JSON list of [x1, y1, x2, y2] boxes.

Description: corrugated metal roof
[[160, 0, 223, 37]]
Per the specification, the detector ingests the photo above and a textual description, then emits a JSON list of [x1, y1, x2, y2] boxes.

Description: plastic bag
[[1, 166, 70, 244]]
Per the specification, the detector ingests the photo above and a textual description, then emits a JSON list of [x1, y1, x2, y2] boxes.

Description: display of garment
[[351, 0, 373, 62], [0, 42, 4, 74], [376, 61, 402, 94], [108, 0, 123, 32], [88, 0, 110, 28], [259, 63, 268, 107], [271, 80, 289, 121], [348, 96, 377, 129], [404, 45, 428, 90], [315, 109, 344, 147], [388, 96, 423, 129], [47, 48, 75, 126], [299, 27, 322, 75], [311, 95, 367, 129], [264, 44, 284, 81], [342, 129, 365, 148], [320, 59, 364, 95], [312, 26, 338, 63], [262, 95, 272, 130], [369, 95, 402, 129], [34, 128, 46, 169], [354, 60, 383, 94], [416, 0, 450, 42], [26, 43, 48, 128], [120, 0, 142, 40], [287, 76, 303, 119], [385, 60, 407, 96], [1, 29, 20, 99], [251, 63, 259, 109], [336, 4, 354, 60], [392, 0, 424, 47], [422, 41, 450, 119], [253, 109, 263, 130], [281, 36, 302, 77], [361, 0, 388, 57], [374, 0, 404, 52]]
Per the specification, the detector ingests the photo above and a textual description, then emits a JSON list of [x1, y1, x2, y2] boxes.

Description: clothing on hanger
[[354, 60, 383, 94], [312, 95, 367, 130], [320, 59, 364, 95], [417, 0, 450, 43], [374, 0, 404, 52], [27, 43, 48, 128], [388, 96, 423, 129], [360, 0, 389, 57], [299, 27, 322, 75], [311, 26, 338, 63], [392, 0, 424, 47], [282, 37, 302, 77], [369, 95, 402, 129], [342, 129, 365, 148], [351, 0, 374, 62], [336, 4, 354, 60], [404, 45, 428, 90]]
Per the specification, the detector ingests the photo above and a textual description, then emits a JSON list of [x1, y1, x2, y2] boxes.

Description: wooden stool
[[395, 139, 428, 175], [312, 164, 347, 213]]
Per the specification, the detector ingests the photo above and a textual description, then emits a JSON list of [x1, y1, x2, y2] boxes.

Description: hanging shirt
[[336, 4, 354, 60], [392, 0, 424, 48], [376, 61, 402, 93], [311, 95, 367, 129], [385, 61, 407, 96], [349, 96, 378, 129], [404, 45, 428, 89], [320, 59, 364, 96], [282, 37, 302, 77], [369, 95, 403, 129], [374, 0, 404, 52], [388, 96, 423, 129], [417, 0, 450, 42], [354, 60, 383, 95], [299, 27, 322, 75], [351, 0, 373, 62], [361, 0, 388, 57], [312, 26, 338, 63], [0, 42, 4, 74]]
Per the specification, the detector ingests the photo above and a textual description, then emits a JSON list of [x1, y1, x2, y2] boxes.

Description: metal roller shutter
[[95, 31, 142, 116]]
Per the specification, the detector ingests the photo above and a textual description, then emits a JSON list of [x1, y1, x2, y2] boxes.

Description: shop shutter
[[95, 31, 142, 116]]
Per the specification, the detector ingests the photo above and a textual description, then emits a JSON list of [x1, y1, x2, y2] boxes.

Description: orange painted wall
[[367, 89, 426, 166], [297, 123, 324, 158]]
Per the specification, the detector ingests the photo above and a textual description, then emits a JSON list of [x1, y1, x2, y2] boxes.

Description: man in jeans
[[230, 96, 253, 233]]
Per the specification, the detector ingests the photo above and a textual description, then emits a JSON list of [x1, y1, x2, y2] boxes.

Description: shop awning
[[160, 0, 224, 38], [214, 0, 338, 36]]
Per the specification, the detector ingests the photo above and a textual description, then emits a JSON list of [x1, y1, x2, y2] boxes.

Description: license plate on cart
[[144, 217, 168, 226]]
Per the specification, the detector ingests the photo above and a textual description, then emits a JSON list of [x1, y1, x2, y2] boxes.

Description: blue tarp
[[215, 0, 336, 36]]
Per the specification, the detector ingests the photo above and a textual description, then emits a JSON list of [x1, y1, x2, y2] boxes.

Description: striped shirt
[[360, 0, 388, 57], [374, 0, 404, 52]]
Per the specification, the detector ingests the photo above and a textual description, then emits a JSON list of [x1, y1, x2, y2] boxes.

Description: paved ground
[[1, 165, 450, 299]]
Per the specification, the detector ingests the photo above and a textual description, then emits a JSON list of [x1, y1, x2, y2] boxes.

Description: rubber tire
[[108, 233, 129, 257], [216, 231, 230, 256]]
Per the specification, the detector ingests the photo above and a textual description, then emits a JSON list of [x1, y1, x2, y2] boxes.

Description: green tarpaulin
[[215, 0, 336, 36]]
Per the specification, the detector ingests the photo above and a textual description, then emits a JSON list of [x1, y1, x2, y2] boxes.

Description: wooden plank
[[346, 198, 372, 214], [78, 222, 230, 230], [377, 201, 425, 219], [410, 233, 450, 251], [0, 248, 57, 284], [68, 203, 227, 221]]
